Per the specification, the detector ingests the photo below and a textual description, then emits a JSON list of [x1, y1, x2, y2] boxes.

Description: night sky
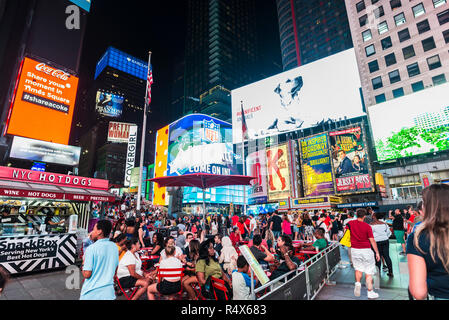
[[78, 0, 281, 132]]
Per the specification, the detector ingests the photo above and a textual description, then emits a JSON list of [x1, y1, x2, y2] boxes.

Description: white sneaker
[[354, 282, 361, 297], [367, 290, 379, 299]]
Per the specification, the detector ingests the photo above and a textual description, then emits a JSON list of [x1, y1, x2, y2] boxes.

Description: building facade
[[345, 0, 449, 107], [276, 0, 354, 70]]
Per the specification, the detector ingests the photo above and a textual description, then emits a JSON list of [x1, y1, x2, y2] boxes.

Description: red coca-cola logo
[[35, 63, 70, 81]]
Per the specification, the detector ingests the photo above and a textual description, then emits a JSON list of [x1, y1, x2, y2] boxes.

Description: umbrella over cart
[[149, 173, 256, 226]]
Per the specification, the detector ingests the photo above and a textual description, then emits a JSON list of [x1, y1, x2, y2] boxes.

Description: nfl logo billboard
[[203, 120, 220, 143]]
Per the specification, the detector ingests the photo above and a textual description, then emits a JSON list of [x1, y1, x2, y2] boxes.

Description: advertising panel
[[167, 114, 238, 177], [369, 82, 449, 162], [329, 125, 374, 194], [123, 125, 138, 187], [10, 136, 81, 166], [108, 122, 134, 143], [95, 47, 148, 81], [300, 133, 334, 197], [231, 49, 363, 144], [69, 0, 92, 12], [153, 126, 169, 206], [5, 57, 79, 145], [266, 144, 291, 201], [246, 150, 268, 205], [96, 91, 124, 118]]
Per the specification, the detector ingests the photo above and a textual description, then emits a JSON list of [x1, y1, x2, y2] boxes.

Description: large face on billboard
[[266, 144, 291, 201], [96, 91, 124, 118], [329, 126, 374, 194], [167, 114, 238, 177], [369, 83, 449, 162], [5, 57, 79, 145], [232, 49, 364, 144], [300, 133, 334, 197], [9, 136, 81, 166]]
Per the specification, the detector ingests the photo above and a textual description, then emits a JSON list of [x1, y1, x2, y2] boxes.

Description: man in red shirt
[[347, 208, 381, 300]]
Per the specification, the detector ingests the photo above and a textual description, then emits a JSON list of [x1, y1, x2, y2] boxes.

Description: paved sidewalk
[[316, 240, 410, 300]]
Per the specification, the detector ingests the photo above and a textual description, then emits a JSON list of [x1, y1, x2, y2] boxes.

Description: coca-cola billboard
[[5, 57, 79, 145]]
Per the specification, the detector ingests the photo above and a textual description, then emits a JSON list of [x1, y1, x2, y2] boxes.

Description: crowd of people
[[1, 184, 448, 301]]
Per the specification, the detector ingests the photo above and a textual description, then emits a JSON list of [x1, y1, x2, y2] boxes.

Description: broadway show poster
[[266, 144, 291, 201], [300, 133, 335, 197], [246, 150, 268, 205], [329, 125, 374, 194]]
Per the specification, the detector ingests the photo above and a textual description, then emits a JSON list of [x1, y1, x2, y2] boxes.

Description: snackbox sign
[[0, 166, 108, 190]]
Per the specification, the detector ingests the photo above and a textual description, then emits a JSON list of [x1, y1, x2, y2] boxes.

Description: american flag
[[146, 64, 154, 105], [241, 103, 249, 141]]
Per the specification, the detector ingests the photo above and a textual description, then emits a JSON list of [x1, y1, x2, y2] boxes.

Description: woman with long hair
[[181, 239, 201, 300], [407, 184, 449, 300]]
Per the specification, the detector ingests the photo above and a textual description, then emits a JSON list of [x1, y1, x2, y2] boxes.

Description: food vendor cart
[[0, 166, 117, 274]]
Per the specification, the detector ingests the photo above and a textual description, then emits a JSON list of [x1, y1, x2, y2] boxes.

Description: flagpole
[[137, 51, 152, 211], [241, 101, 247, 216]]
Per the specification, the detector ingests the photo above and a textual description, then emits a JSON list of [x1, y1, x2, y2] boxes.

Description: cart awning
[[0, 179, 117, 202]]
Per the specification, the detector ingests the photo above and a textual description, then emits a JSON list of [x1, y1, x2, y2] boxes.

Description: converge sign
[[5, 57, 79, 145]]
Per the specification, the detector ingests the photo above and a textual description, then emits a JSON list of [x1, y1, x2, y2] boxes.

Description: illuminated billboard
[[231, 49, 364, 144], [69, 0, 91, 12], [369, 83, 449, 162], [5, 57, 79, 145], [10, 136, 81, 166], [246, 150, 268, 205], [153, 125, 169, 206], [266, 144, 291, 201], [167, 114, 238, 177], [95, 47, 148, 80], [329, 125, 374, 194], [108, 122, 134, 143], [96, 91, 124, 118], [300, 133, 334, 197]]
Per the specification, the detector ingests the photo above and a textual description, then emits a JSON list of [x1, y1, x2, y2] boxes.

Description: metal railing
[[254, 242, 341, 300]]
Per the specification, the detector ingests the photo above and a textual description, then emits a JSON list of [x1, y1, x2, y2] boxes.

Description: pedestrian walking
[[407, 184, 449, 300], [370, 212, 394, 277], [80, 220, 119, 300], [347, 208, 381, 299], [392, 210, 407, 255]]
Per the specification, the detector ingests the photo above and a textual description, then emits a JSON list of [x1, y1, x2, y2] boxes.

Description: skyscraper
[[276, 0, 354, 70], [183, 0, 259, 121]]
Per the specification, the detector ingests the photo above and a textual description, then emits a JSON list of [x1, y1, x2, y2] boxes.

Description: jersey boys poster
[[300, 133, 335, 197], [266, 144, 291, 201], [329, 125, 374, 194]]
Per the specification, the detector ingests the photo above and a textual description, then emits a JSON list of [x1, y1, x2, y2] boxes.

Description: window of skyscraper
[[368, 60, 380, 73], [372, 76, 383, 90], [437, 9, 449, 25], [365, 44, 376, 57], [412, 81, 425, 92], [407, 62, 421, 77], [433, 0, 447, 8], [394, 12, 406, 26], [375, 93, 386, 103], [393, 87, 405, 98], [389, 70, 401, 84], [356, 1, 366, 13], [427, 55, 442, 70], [422, 37, 436, 51], [432, 74, 447, 85], [363, 29, 373, 41], [372, 0, 380, 4], [374, 6, 385, 19], [398, 28, 411, 42], [385, 52, 397, 66], [443, 29, 449, 43], [412, 3, 426, 18], [417, 19, 431, 34], [359, 14, 368, 27], [402, 45, 416, 59], [378, 21, 389, 34], [381, 36, 393, 49], [390, 0, 402, 10]]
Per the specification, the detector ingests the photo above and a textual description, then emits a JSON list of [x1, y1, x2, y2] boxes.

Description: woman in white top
[[117, 238, 152, 300], [370, 212, 393, 277], [219, 236, 238, 275], [159, 237, 184, 262], [147, 245, 184, 300]]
